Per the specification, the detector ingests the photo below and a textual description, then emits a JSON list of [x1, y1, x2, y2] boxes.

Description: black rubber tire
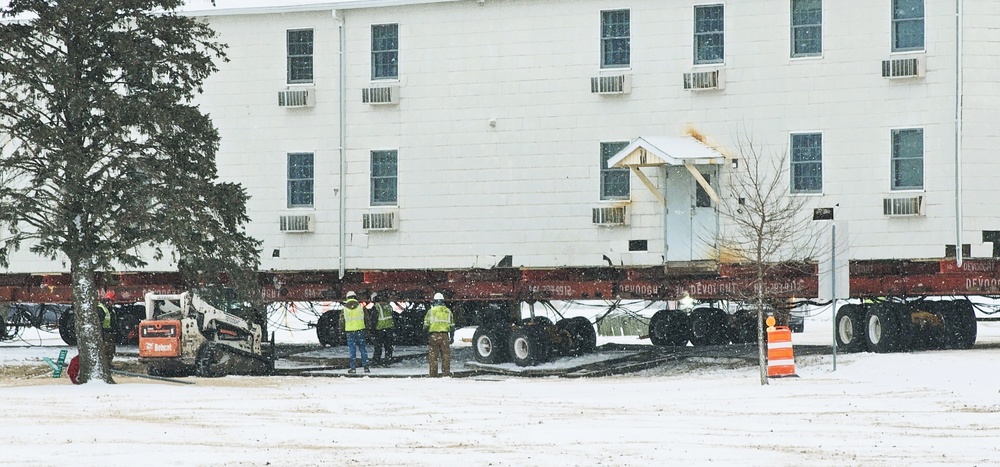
[[508, 326, 549, 367], [472, 325, 509, 364], [648, 310, 691, 347], [316, 310, 345, 347], [939, 300, 977, 350], [59, 309, 77, 346], [728, 309, 758, 345], [115, 306, 143, 346], [689, 307, 730, 346], [865, 302, 907, 353], [835, 304, 867, 353], [570, 317, 597, 352]]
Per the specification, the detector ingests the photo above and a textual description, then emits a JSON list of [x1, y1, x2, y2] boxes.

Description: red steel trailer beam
[[3, 259, 1000, 305]]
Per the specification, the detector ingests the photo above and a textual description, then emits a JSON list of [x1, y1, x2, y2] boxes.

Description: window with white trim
[[371, 150, 398, 206], [287, 152, 314, 208], [790, 133, 822, 194], [600, 141, 630, 200], [892, 0, 924, 52], [791, 0, 822, 57], [600, 10, 630, 69], [891, 129, 923, 190], [371, 23, 398, 80], [287, 29, 314, 84], [694, 5, 724, 65]]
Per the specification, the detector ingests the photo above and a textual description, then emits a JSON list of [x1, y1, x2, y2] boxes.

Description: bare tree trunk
[[756, 274, 768, 386], [70, 258, 114, 384]]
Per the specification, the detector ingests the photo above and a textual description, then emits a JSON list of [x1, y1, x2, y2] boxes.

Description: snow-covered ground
[[3, 311, 1000, 466]]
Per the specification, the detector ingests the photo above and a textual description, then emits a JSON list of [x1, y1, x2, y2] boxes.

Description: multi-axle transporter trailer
[[1, 257, 996, 365]]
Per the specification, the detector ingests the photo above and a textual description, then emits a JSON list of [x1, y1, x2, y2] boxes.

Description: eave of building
[[181, 0, 464, 17]]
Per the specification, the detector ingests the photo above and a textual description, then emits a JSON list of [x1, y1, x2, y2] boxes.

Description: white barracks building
[[10, 0, 1000, 278]]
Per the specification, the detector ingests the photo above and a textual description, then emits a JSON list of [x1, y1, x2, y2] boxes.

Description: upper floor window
[[372, 24, 399, 80], [790, 133, 823, 194], [600, 141, 630, 200], [694, 5, 724, 64], [791, 0, 822, 57], [287, 152, 314, 208], [600, 10, 630, 68], [892, 0, 924, 52], [287, 29, 314, 84], [891, 129, 923, 190], [371, 150, 398, 206]]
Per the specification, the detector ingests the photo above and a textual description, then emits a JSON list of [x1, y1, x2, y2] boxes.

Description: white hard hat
[[346, 291, 357, 299], [433, 292, 444, 301]]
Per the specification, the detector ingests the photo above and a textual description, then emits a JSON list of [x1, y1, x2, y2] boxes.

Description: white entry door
[[664, 165, 718, 261]]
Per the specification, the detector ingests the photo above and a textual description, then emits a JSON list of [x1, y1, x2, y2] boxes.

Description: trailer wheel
[[571, 317, 597, 352], [508, 326, 549, 366], [648, 310, 690, 347], [865, 303, 905, 353], [115, 306, 143, 346], [835, 304, 867, 353], [316, 310, 344, 347], [59, 308, 77, 346], [472, 325, 509, 364], [941, 300, 977, 350], [728, 309, 758, 345], [689, 307, 730, 346]]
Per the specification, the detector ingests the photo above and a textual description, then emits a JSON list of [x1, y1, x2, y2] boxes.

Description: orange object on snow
[[766, 326, 797, 378]]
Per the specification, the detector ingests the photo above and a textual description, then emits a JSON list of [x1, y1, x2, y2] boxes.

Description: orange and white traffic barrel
[[766, 320, 797, 378]]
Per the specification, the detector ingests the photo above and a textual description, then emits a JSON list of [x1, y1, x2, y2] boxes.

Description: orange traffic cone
[[766, 326, 797, 378]]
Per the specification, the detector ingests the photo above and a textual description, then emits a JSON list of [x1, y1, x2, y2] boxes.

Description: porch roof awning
[[607, 135, 726, 169]]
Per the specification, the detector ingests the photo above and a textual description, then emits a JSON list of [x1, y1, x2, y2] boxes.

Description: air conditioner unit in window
[[883, 196, 923, 217], [278, 88, 315, 107], [881, 57, 924, 79], [280, 214, 314, 232], [592, 206, 629, 226], [363, 210, 398, 231], [590, 75, 632, 94], [362, 86, 399, 105], [683, 69, 724, 91]]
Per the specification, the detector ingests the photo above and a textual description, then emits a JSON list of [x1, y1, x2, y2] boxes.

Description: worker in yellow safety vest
[[340, 291, 370, 374], [370, 293, 395, 366], [423, 292, 454, 377]]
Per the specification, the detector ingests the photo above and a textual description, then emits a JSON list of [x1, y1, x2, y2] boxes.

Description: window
[[891, 129, 923, 190], [371, 24, 399, 80], [791, 0, 822, 57], [600, 141, 630, 200], [790, 133, 823, 193], [695, 174, 713, 208], [892, 0, 924, 52], [694, 5, 724, 64], [287, 153, 314, 207], [371, 150, 398, 206], [287, 29, 314, 84], [600, 10, 630, 68]]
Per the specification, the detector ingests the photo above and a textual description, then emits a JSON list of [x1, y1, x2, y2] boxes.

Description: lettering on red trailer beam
[[527, 285, 575, 297], [967, 277, 1000, 291]]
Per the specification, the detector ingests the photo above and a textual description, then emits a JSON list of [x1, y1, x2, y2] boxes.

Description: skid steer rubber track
[[195, 342, 273, 378]]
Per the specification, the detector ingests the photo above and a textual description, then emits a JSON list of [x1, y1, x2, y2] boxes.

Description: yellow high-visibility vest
[[424, 305, 453, 333], [343, 302, 365, 332]]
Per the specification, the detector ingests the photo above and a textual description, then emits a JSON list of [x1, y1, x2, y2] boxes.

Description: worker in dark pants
[[98, 291, 117, 371], [423, 292, 454, 377], [370, 293, 395, 366], [340, 291, 369, 374]]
